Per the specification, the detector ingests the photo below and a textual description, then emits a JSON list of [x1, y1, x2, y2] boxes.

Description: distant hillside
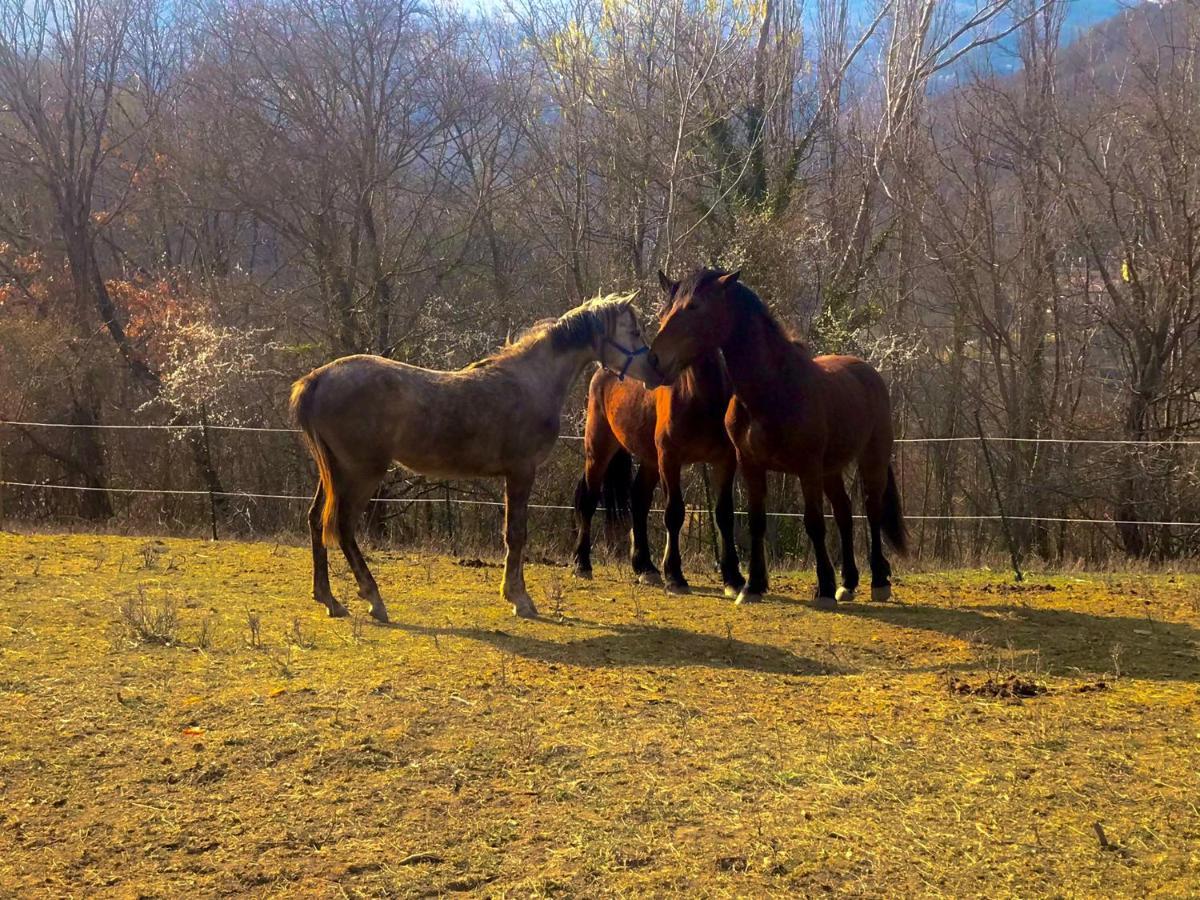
[[934, 0, 1143, 85]]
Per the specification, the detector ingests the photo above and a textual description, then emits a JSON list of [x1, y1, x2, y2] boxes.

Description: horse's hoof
[[735, 589, 762, 606], [871, 584, 892, 603], [369, 605, 390, 624], [327, 602, 350, 618], [724, 585, 741, 599], [664, 581, 690, 595], [573, 567, 593, 580], [513, 601, 539, 619], [637, 571, 663, 586], [835, 586, 856, 603], [811, 595, 838, 611]]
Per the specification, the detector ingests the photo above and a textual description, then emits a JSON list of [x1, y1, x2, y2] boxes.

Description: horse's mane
[[465, 292, 638, 370], [678, 267, 812, 358]]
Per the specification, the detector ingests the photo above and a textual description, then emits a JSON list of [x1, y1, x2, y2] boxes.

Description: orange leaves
[[0, 246, 49, 313], [106, 276, 204, 366], [12, 251, 42, 275]]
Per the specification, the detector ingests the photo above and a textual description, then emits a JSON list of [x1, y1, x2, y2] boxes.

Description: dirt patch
[[456, 557, 499, 568], [981, 582, 1057, 594], [948, 675, 1048, 698]]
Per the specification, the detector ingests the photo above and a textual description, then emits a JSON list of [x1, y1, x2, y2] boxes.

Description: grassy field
[[0, 531, 1197, 897]]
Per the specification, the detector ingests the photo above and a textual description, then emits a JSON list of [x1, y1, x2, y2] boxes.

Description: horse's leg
[[629, 461, 662, 585], [737, 461, 768, 605], [862, 464, 894, 602], [713, 453, 745, 598], [502, 468, 538, 618], [342, 533, 388, 622], [308, 483, 347, 617], [336, 476, 389, 622], [825, 473, 859, 603], [802, 472, 839, 609], [572, 427, 618, 579], [659, 453, 689, 594]]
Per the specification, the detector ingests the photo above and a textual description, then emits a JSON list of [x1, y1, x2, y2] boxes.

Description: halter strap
[[603, 336, 649, 382]]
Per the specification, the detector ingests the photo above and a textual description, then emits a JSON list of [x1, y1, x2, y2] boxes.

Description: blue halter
[[604, 336, 649, 381]]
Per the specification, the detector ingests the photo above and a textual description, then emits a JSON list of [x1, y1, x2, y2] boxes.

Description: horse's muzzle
[[646, 352, 675, 386]]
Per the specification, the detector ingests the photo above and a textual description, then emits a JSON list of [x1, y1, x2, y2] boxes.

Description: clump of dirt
[[456, 558, 499, 568], [981, 582, 1056, 594], [948, 675, 1048, 699], [1074, 680, 1109, 693]]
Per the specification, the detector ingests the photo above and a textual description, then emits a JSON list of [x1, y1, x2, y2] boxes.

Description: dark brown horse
[[648, 268, 906, 608], [571, 347, 745, 596]]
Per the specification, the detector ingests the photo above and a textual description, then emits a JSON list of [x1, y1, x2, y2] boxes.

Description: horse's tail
[[602, 449, 634, 529], [289, 373, 340, 548], [882, 464, 908, 555]]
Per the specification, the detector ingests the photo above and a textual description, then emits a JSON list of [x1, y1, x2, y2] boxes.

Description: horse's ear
[[657, 269, 677, 294], [717, 270, 741, 286]]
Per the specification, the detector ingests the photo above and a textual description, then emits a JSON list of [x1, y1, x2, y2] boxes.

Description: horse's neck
[[503, 334, 595, 413], [682, 352, 732, 404], [720, 306, 807, 414]]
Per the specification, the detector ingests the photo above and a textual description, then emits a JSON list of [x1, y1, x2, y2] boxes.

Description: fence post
[[975, 413, 1022, 582], [201, 413, 219, 541]]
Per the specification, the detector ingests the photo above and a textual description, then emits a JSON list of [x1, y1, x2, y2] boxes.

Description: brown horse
[[571, 346, 745, 596], [648, 268, 906, 608], [290, 294, 658, 621]]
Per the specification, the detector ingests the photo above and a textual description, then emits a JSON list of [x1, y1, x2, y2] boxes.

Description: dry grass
[[0, 531, 1198, 897]]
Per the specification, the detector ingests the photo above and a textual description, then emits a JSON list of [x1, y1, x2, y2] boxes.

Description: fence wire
[[3, 420, 1199, 529]]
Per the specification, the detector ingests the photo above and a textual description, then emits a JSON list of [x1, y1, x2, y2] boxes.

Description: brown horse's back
[[812, 355, 894, 473]]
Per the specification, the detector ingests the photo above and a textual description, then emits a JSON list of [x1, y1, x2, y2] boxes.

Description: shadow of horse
[[390, 619, 847, 677], [837, 601, 1200, 683]]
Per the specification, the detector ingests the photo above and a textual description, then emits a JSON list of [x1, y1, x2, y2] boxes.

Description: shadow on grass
[[837, 601, 1200, 683], [392, 620, 847, 676]]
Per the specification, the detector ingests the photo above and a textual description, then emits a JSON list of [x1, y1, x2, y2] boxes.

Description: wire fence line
[[5, 419, 1200, 446], [4, 419, 1200, 552], [3, 479, 1199, 527]]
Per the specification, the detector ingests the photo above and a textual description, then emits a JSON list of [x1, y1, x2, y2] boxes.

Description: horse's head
[[590, 294, 662, 387], [649, 267, 741, 384]]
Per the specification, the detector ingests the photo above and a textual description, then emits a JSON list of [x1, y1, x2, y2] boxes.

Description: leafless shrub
[[117, 589, 179, 647], [245, 609, 263, 649]]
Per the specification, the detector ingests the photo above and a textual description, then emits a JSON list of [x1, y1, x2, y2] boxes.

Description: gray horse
[[290, 295, 660, 621]]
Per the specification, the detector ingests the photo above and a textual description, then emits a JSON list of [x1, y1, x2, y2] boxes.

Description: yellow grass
[[1, 531, 1198, 897]]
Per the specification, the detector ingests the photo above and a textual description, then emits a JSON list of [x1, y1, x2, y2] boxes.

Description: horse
[[647, 268, 907, 608], [571, 345, 745, 597], [289, 294, 659, 621]]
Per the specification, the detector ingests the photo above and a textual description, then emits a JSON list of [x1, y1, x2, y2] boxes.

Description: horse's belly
[[389, 425, 556, 480]]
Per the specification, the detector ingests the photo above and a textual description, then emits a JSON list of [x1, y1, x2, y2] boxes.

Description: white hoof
[[871, 584, 892, 603], [811, 595, 838, 610], [724, 585, 741, 599], [735, 589, 762, 606], [835, 586, 855, 603], [638, 571, 663, 586]]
